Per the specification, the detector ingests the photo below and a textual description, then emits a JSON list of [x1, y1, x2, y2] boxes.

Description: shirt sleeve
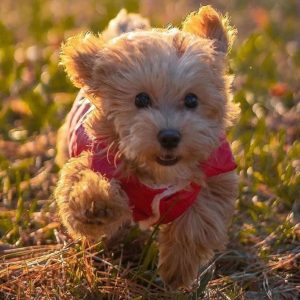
[[201, 138, 237, 177]]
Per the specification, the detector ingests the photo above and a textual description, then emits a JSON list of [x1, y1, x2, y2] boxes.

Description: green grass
[[0, 0, 299, 299]]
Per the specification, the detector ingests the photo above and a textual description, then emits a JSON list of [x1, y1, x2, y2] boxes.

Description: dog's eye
[[184, 93, 198, 109], [135, 92, 151, 108]]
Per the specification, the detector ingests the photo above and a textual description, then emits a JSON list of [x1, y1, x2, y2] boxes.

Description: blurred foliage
[[0, 0, 299, 299]]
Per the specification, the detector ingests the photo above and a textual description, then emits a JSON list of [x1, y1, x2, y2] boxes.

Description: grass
[[0, 0, 299, 299]]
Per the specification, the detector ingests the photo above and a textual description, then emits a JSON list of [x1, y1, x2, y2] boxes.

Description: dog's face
[[61, 6, 237, 184]]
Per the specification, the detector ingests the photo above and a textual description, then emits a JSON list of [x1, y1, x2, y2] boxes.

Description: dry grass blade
[[0, 239, 182, 299]]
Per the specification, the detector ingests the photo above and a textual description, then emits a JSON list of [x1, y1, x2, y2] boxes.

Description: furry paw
[[70, 172, 130, 239], [158, 226, 213, 289], [56, 162, 131, 240], [82, 202, 116, 224], [158, 250, 201, 289]]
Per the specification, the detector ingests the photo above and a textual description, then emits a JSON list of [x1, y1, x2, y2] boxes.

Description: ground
[[0, 0, 299, 299]]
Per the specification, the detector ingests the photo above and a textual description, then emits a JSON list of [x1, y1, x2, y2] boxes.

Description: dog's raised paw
[[84, 201, 114, 223], [78, 200, 120, 225], [56, 164, 131, 240], [69, 174, 129, 226]]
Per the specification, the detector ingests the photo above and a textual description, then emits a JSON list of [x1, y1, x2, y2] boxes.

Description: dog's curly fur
[[55, 6, 239, 289]]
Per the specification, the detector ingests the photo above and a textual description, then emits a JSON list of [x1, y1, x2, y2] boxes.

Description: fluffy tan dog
[[55, 6, 239, 289]]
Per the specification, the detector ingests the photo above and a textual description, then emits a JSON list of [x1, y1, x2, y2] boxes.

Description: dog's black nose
[[157, 129, 181, 149]]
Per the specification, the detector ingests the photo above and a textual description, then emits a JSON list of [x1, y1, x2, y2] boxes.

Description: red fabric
[[65, 96, 237, 225]]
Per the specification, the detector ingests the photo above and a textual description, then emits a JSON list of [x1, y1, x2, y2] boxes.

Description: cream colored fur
[[55, 153, 131, 240], [158, 171, 238, 288], [55, 6, 238, 289]]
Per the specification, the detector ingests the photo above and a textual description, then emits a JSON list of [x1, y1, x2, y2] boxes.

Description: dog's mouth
[[156, 154, 180, 166]]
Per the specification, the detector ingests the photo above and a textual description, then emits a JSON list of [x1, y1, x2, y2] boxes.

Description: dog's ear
[[60, 33, 104, 88], [182, 5, 236, 53]]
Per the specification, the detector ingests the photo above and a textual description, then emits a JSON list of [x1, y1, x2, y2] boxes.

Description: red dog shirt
[[65, 93, 237, 228]]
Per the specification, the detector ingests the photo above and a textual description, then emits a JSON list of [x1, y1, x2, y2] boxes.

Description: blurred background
[[0, 0, 299, 299]]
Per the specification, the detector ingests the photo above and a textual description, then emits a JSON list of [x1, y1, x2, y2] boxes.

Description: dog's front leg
[[55, 153, 131, 240], [158, 171, 238, 289]]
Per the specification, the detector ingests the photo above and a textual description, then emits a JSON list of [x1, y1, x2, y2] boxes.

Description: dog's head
[[61, 6, 237, 184]]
